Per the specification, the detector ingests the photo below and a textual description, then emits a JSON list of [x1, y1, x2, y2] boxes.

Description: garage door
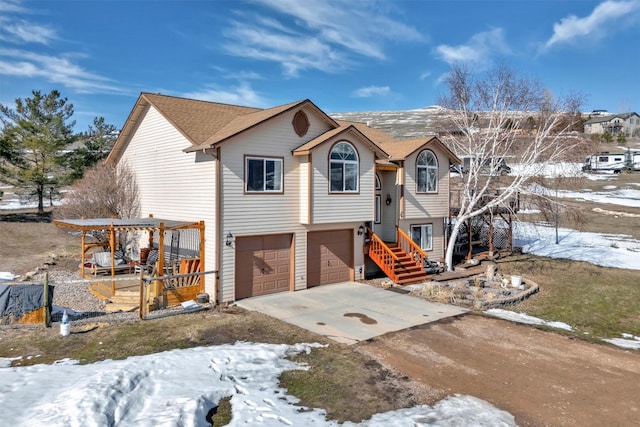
[[307, 229, 353, 287], [235, 234, 292, 300]]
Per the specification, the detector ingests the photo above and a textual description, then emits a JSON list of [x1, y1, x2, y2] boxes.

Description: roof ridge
[[141, 92, 262, 111]]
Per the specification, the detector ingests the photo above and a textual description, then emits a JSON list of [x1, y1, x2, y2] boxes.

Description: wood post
[[138, 269, 144, 320], [110, 222, 116, 294], [156, 222, 165, 308], [44, 272, 51, 327], [81, 230, 86, 279], [199, 221, 205, 289]]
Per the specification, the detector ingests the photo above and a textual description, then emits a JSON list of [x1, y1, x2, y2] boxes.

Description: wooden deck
[[88, 275, 146, 312], [87, 266, 205, 313]]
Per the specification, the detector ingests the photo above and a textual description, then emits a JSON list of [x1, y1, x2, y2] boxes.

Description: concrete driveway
[[236, 282, 468, 344]]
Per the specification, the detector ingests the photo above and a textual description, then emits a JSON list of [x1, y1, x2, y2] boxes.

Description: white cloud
[[0, 48, 124, 94], [434, 28, 510, 67], [0, 0, 28, 13], [351, 85, 391, 98], [544, 0, 640, 49], [0, 18, 57, 45], [419, 70, 432, 80], [223, 0, 424, 76], [223, 19, 348, 77], [182, 81, 268, 107]]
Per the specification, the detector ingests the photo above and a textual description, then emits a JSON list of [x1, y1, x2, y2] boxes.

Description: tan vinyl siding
[[403, 147, 450, 219], [120, 106, 218, 296], [218, 108, 333, 301], [398, 218, 445, 261], [310, 138, 376, 224]]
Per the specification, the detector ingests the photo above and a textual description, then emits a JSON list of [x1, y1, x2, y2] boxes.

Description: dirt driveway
[[359, 314, 640, 426]]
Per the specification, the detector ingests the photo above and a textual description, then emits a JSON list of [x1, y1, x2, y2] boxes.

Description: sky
[[1, 0, 639, 133]]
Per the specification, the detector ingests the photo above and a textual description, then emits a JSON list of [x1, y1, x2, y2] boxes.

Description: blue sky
[[1, 0, 639, 132]]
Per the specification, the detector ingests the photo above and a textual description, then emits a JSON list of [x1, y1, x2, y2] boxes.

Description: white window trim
[[416, 150, 438, 193], [374, 195, 381, 224], [329, 141, 359, 193], [245, 156, 283, 193]]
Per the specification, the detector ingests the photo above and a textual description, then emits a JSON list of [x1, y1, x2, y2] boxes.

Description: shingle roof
[[144, 93, 260, 145], [192, 101, 306, 151], [292, 125, 388, 159], [107, 93, 458, 165], [585, 112, 639, 125], [336, 119, 460, 163], [107, 94, 340, 162]]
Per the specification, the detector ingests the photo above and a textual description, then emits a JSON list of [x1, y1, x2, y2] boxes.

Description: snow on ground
[[510, 162, 583, 178], [0, 272, 17, 281], [485, 309, 573, 331], [0, 198, 62, 210], [491, 221, 640, 350], [602, 334, 640, 350], [556, 187, 640, 208], [0, 342, 517, 427], [513, 222, 640, 270], [510, 161, 617, 181]]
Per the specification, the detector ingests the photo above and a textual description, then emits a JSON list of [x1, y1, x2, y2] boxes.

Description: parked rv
[[582, 150, 640, 173]]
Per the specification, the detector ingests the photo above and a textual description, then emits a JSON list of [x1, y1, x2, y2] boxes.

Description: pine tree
[[0, 90, 76, 213], [67, 116, 119, 180]]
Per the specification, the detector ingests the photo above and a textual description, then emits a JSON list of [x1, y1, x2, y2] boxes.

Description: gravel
[[28, 270, 140, 323]]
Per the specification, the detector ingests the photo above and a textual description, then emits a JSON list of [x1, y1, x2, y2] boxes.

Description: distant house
[[107, 93, 459, 303], [584, 112, 640, 136]]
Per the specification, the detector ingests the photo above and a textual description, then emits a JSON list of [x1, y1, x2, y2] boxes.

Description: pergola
[[53, 216, 205, 302]]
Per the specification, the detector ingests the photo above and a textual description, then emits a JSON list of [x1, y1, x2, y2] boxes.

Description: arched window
[[416, 150, 438, 193], [330, 141, 359, 192]]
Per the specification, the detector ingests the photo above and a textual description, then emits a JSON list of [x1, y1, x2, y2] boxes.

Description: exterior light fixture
[[225, 232, 233, 247], [386, 193, 392, 205], [357, 224, 365, 236]]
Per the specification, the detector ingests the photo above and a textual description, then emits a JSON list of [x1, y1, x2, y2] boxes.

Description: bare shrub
[[54, 161, 140, 244]]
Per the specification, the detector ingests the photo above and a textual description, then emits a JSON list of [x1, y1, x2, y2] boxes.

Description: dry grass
[[497, 255, 640, 338]]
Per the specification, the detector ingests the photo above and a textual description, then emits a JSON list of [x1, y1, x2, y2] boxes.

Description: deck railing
[[397, 227, 426, 268], [367, 228, 400, 282]]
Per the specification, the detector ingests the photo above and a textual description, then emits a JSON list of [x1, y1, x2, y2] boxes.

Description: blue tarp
[[0, 284, 54, 323]]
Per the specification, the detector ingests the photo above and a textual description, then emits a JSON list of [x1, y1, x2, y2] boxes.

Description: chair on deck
[[134, 249, 159, 275], [83, 250, 131, 276]]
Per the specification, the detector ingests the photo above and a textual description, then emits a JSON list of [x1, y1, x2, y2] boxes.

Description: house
[[584, 112, 640, 137], [107, 93, 459, 304]]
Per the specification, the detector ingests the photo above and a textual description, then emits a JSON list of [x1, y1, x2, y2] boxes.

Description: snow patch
[[485, 309, 573, 331]]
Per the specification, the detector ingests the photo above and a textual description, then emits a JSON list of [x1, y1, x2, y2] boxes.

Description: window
[[374, 195, 381, 224], [330, 141, 359, 192], [245, 157, 283, 192], [416, 150, 438, 193], [411, 224, 433, 251], [375, 173, 381, 190]]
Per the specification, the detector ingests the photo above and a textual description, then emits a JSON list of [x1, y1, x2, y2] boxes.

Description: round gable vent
[[292, 110, 310, 137]]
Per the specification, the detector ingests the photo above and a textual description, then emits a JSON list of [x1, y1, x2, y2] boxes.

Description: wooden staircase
[[387, 244, 429, 284], [368, 227, 429, 285], [88, 281, 141, 313]]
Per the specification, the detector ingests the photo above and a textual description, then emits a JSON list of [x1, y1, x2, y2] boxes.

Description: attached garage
[[307, 229, 353, 287], [235, 234, 292, 299]]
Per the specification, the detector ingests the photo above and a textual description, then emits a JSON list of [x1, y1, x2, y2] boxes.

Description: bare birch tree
[[438, 65, 584, 270]]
